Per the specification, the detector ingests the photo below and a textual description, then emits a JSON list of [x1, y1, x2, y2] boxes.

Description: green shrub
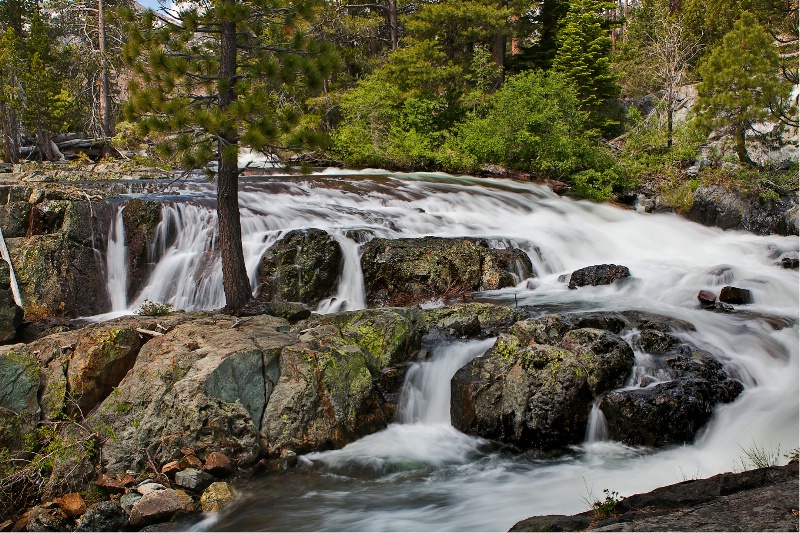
[[135, 299, 173, 317]]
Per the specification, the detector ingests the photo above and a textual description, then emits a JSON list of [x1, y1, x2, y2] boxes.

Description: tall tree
[[695, 12, 794, 165], [123, 0, 336, 312], [552, 0, 621, 135]]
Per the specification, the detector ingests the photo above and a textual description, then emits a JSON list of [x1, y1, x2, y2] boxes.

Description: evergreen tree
[[695, 12, 793, 165], [552, 0, 621, 135], [123, 0, 337, 312]]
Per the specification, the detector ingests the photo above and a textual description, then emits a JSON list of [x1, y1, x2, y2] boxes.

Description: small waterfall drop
[[106, 205, 128, 311], [585, 399, 609, 443], [317, 232, 367, 314], [398, 337, 497, 425]]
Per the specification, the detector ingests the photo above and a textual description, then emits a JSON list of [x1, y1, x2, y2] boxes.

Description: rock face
[[256, 229, 343, 307], [451, 314, 635, 448], [120, 199, 163, 300], [568, 264, 631, 289], [688, 185, 798, 236], [422, 303, 525, 339], [0, 264, 22, 342], [360, 237, 533, 306], [510, 462, 799, 532]]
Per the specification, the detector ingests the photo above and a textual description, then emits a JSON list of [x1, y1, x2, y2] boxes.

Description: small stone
[[180, 448, 196, 456], [54, 493, 86, 517], [94, 475, 126, 494], [11, 511, 28, 532], [120, 492, 143, 514], [178, 455, 203, 470], [781, 257, 799, 269], [719, 286, 753, 305], [280, 449, 298, 468], [200, 482, 236, 513], [121, 473, 136, 486], [136, 482, 167, 496], [697, 290, 717, 309], [174, 468, 214, 491], [128, 489, 195, 527], [161, 460, 181, 478], [203, 452, 233, 478]]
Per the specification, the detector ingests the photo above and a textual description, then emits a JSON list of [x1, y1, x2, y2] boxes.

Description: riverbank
[[510, 461, 799, 532]]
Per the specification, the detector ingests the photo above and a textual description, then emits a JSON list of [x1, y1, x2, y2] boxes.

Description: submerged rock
[[567, 264, 631, 289], [718, 285, 753, 305], [360, 237, 533, 306], [256, 229, 343, 307]]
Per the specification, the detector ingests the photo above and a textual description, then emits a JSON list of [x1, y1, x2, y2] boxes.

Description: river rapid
[[105, 170, 797, 531]]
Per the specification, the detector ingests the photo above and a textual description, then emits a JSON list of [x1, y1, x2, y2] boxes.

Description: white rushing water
[[102, 171, 796, 531], [106, 205, 128, 311]]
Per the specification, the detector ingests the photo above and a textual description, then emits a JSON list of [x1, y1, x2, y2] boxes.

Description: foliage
[[135, 299, 174, 317], [591, 488, 622, 519], [694, 12, 794, 165], [736, 440, 787, 471]]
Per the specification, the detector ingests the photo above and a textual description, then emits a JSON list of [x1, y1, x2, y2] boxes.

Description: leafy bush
[[135, 299, 173, 317]]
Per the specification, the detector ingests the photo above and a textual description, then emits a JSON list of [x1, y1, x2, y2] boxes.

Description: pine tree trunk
[[490, 0, 506, 90], [734, 125, 753, 166], [388, 0, 398, 51], [1, 105, 20, 164], [217, 4, 252, 313], [98, 0, 113, 150]]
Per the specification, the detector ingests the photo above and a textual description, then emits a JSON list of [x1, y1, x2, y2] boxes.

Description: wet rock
[[689, 185, 798, 236], [174, 468, 213, 491], [256, 228, 343, 307], [8, 234, 110, 318], [203, 452, 233, 478], [510, 515, 592, 532], [421, 303, 525, 338], [780, 256, 798, 269], [53, 493, 86, 517], [200, 482, 236, 513], [121, 199, 163, 300], [633, 328, 681, 353], [451, 324, 634, 449], [697, 290, 717, 309], [360, 237, 532, 306], [25, 506, 67, 532], [600, 349, 744, 447], [718, 286, 753, 305], [567, 264, 630, 289], [128, 489, 196, 527]]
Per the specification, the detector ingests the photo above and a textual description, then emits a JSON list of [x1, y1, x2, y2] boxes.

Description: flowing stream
[[104, 170, 796, 531]]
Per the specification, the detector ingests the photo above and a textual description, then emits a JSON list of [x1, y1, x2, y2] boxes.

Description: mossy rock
[[423, 303, 525, 338], [256, 229, 343, 307], [0, 346, 41, 417]]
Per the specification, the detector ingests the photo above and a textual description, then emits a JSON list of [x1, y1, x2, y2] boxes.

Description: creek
[[104, 170, 797, 531]]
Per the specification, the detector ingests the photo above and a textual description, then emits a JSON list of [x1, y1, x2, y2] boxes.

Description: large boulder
[[600, 346, 744, 446], [9, 234, 110, 318], [256, 229, 343, 307], [262, 308, 426, 455], [360, 237, 533, 306], [451, 316, 634, 448], [89, 313, 295, 474], [421, 303, 525, 338]]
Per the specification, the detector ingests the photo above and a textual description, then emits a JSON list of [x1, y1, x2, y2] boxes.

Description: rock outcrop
[[360, 237, 533, 306], [568, 264, 631, 289], [510, 462, 799, 532], [256, 229, 343, 307], [688, 185, 798, 236]]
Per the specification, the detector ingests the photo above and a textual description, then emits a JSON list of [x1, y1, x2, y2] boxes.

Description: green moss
[[5, 349, 41, 382]]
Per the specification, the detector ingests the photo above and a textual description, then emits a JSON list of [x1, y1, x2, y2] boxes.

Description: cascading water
[[101, 171, 796, 531], [106, 205, 128, 311], [585, 399, 610, 444], [316, 231, 366, 313]]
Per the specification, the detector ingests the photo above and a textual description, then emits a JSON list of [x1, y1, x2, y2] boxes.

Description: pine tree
[[122, 0, 337, 312], [552, 0, 621, 135], [695, 12, 793, 165]]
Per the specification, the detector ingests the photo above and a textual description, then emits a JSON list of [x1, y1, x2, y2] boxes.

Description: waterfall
[[398, 338, 496, 425], [317, 231, 367, 314], [106, 205, 128, 311], [585, 399, 609, 443]]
